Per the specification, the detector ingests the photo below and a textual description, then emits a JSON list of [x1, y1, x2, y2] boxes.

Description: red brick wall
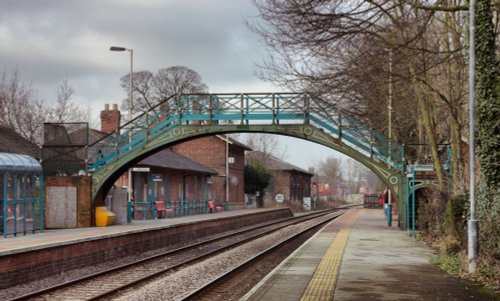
[[45, 176, 92, 227], [0, 209, 292, 289], [268, 171, 312, 203], [172, 136, 247, 205], [172, 136, 226, 173]]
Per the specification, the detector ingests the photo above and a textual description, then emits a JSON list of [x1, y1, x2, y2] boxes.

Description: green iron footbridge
[[88, 93, 410, 205]]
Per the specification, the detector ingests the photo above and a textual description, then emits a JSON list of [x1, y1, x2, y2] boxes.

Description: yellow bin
[[95, 206, 116, 227]]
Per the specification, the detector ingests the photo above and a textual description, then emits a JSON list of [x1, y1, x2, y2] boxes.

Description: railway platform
[[0, 208, 280, 255], [242, 208, 498, 301], [0, 207, 293, 290]]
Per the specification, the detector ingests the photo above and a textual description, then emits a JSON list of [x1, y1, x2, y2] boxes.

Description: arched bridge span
[[89, 93, 405, 203]]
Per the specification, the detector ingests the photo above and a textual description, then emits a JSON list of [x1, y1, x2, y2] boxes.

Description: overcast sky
[[0, 0, 345, 169]]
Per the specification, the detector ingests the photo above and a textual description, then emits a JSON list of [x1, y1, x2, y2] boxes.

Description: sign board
[[414, 165, 434, 171], [132, 167, 150, 172], [303, 197, 311, 210], [153, 174, 163, 182], [228, 157, 235, 164], [275, 194, 284, 203]]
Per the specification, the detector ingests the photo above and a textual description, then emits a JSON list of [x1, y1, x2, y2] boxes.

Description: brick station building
[[100, 104, 250, 220]]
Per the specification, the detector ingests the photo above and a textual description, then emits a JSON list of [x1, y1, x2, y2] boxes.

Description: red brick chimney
[[100, 103, 121, 133]]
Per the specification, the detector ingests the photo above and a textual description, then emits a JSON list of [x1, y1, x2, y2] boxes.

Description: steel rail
[[178, 209, 350, 300], [8, 208, 351, 301]]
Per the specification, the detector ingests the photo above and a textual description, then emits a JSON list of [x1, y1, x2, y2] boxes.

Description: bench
[[208, 200, 224, 213], [155, 201, 174, 218]]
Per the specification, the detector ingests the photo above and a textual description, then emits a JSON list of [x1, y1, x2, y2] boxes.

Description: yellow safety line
[[300, 210, 360, 301]]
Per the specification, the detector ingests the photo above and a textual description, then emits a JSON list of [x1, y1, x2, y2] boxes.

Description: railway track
[[9, 208, 353, 301]]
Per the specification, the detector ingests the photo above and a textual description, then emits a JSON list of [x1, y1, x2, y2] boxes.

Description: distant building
[[171, 135, 251, 209], [247, 151, 313, 206]]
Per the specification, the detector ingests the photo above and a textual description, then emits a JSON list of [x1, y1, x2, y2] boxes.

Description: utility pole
[[468, 0, 478, 274], [387, 50, 393, 227]]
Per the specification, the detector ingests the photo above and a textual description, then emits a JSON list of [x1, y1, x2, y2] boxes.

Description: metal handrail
[[88, 93, 404, 172]]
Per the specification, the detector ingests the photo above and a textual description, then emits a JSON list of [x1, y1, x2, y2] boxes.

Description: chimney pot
[[112, 104, 118, 111], [104, 104, 109, 111]]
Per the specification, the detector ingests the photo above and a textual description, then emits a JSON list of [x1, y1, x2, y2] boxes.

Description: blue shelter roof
[[0, 152, 42, 172]]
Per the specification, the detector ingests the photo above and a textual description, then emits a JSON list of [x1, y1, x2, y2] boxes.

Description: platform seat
[[155, 201, 174, 218], [208, 200, 224, 213]]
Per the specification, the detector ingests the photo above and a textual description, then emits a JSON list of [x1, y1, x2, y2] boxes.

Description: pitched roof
[[0, 126, 39, 159], [216, 135, 252, 151], [138, 148, 217, 174], [247, 151, 314, 175]]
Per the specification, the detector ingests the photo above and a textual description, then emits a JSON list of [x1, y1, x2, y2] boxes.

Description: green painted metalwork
[[89, 93, 405, 196], [0, 153, 44, 237], [87, 93, 452, 226]]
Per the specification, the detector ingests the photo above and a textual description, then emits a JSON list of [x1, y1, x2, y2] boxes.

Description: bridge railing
[[88, 93, 404, 172]]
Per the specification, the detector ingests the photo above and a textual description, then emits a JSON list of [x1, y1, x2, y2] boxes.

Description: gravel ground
[[113, 217, 326, 301], [0, 232, 231, 300]]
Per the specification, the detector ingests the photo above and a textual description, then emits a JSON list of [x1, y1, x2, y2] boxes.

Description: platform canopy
[[0, 152, 42, 172]]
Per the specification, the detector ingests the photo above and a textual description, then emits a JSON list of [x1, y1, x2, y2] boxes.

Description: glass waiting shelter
[[0, 152, 44, 237]]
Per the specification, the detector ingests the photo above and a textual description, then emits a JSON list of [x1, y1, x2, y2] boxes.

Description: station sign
[[153, 174, 163, 182], [275, 194, 284, 203], [131, 167, 150, 172], [414, 165, 434, 171]]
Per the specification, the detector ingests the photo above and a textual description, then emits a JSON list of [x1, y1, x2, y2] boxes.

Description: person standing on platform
[[378, 189, 389, 217]]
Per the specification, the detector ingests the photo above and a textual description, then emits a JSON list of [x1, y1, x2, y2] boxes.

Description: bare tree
[[245, 133, 288, 166], [0, 70, 47, 143], [317, 156, 342, 200], [120, 66, 208, 116], [154, 66, 208, 99], [48, 79, 89, 123], [0, 70, 89, 145], [249, 0, 474, 190]]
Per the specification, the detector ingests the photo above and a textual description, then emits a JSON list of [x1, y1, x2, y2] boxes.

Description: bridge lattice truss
[[89, 93, 404, 173]]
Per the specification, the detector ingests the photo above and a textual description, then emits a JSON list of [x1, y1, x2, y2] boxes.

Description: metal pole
[[225, 134, 229, 210], [127, 48, 134, 219], [387, 50, 393, 227], [412, 166, 416, 240], [406, 171, 410, 236], [468, 0, 478, 274]]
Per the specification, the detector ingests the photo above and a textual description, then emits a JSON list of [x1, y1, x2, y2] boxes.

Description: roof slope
[[0, 126, 39, 158], [139, 149, 217, 174], [247, 151, 313, 175]]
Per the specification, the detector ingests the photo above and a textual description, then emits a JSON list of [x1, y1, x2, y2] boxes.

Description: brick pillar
[[100, 103, 121, 133]]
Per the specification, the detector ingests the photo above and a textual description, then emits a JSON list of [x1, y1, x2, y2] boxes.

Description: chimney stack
[[100, 103, 121, 133]]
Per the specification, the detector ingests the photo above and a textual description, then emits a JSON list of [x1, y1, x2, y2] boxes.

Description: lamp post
[[467, 0, 478, 273], [110, 46, 134, 221], [387, 50, 393, 227]]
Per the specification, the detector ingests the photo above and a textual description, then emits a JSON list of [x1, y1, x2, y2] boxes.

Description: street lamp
[[110, 46, 134, 220], [387, 49, 393, 227], [467, 0, 478, 274], [110, 46, 133, 124]]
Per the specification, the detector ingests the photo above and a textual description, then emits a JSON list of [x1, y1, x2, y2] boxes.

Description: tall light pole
[[467, 0, 478, 273], [387, 49, 393, 227], [110, 46, 134, 217]]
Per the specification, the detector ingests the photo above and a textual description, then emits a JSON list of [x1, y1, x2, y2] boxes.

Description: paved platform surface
[[0, 208, 278, 256], [243, 208, 498, 301]]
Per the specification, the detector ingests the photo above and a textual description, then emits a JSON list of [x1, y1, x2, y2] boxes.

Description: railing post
[[304, 94, 309, 124], [272, 94, 276, 125], [276, 95, 280, 125], [338, 114, 343, 139], [370, 128, 374, 158], [177, 96, 182, 124], [240, 94, 244, 125]]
